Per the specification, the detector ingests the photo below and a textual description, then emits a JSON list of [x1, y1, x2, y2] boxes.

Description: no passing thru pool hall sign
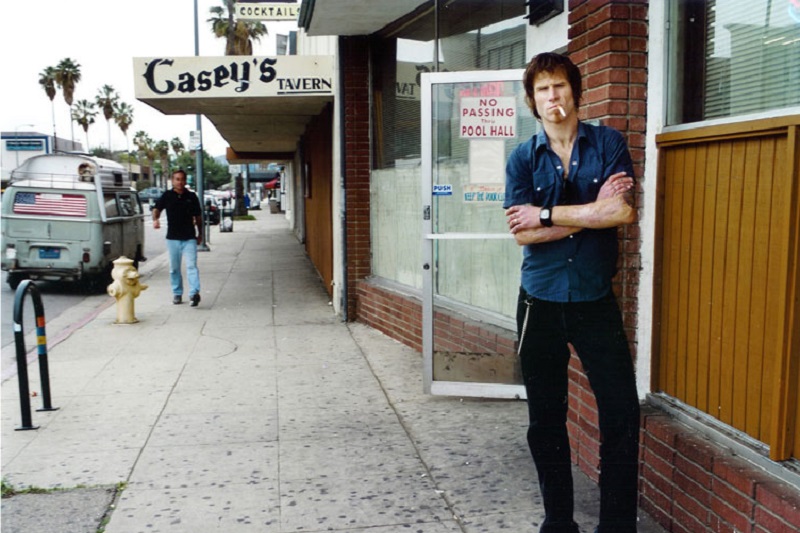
[[459, 97, 517, 139]]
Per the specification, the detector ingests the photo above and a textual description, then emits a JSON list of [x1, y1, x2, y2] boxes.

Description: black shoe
[[173, 295, 182, 305], [190, 293, 200, 307]]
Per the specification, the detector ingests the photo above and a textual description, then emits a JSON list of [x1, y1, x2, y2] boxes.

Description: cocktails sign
[[234, 1, 299, 21]]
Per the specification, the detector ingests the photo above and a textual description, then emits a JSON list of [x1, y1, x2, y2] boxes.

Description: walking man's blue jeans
[[516, 288, 640, 533], [166, 238, 200, 298]]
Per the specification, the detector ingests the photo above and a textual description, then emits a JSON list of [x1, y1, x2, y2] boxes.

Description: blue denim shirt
[[503, 122, 634, 302]]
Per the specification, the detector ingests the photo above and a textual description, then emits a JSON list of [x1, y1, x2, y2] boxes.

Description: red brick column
[[566, 0, 649, 480], [569, 0, 647, 355], [340, 37, 372, 321]]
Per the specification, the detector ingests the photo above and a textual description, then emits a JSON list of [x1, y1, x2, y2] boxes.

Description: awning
[[299, 0, 527, 40], [133, 55, 334, 162], [299, 0, 429, 36]]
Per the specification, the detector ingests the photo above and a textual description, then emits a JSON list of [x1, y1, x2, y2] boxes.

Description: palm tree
[[237, 18, 268, 55], [95, 85, 119, 153], [133, 130, 148, 165], [155, 140, 170, 187], [39, 66, 59, 151], [170, 136, 185, 158], [54, 58, 82, 145], [71, 99, 97, 151], [114, 101, 134, 175], [208, 1, 267, 55], [133, 131, 155, 185]]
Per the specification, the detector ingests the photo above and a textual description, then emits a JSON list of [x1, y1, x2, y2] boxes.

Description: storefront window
[[371, 1, 526, 289], [667, 0, 800, 125]]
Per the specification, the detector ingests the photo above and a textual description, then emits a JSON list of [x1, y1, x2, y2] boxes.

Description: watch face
[[540, 207, 553, 227]]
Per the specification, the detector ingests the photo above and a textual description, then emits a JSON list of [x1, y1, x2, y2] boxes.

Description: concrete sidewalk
[[1, 209, 666, 533]]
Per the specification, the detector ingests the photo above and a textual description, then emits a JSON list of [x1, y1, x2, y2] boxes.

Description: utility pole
[[194, 0, 210, 251]]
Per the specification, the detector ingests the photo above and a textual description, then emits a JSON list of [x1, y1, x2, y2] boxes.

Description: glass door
[[421, 70, 537, 398]]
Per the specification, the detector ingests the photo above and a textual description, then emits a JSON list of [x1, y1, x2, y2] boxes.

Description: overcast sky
[[0, 0, 297, 159]]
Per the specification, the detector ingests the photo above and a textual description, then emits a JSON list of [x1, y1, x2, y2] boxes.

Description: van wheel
[[134, 245, 146, 265], [81, 265, 113, 294], [7, 273, 23, 290], [96, 264, 114, 292]]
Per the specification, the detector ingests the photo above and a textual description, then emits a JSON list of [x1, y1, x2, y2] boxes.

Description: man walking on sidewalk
[[152, 169, 203, 307]]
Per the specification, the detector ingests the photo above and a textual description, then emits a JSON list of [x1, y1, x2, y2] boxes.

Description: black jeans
[[517, 288, 640, 533]]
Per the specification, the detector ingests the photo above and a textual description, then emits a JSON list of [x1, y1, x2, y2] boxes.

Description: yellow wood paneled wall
[[303, 105, 334, 295], [655, 117, 800, 460]]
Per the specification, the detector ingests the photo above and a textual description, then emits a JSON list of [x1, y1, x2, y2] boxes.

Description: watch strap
[[540, 205, 554, 227]]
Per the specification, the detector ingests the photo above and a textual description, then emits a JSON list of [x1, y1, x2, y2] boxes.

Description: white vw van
[[1, 153, 146, 289]]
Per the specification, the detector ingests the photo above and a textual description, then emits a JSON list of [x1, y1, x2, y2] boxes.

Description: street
[[0, 220, 165, 357]]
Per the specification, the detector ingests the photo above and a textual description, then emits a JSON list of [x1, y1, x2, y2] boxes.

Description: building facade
[[296, 1, 800, 531], [1, 131, 81, 186]]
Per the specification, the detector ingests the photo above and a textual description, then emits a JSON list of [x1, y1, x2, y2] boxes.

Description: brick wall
[[640, 408, 800, 532], [355, 281, 517, 359], [563, 0, 648, 484], [355, 282, 422, 349], [569, 0, 647, 358], [340, 37, 372, 321]]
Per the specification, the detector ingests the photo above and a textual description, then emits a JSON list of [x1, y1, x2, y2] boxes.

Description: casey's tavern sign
[[133, 56, 334, 99]]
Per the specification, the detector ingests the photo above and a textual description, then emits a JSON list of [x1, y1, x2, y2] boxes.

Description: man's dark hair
[[522, 52, 582, 119], [172, 168, 187, 179]]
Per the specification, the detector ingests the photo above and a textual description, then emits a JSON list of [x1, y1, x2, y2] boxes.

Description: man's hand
[[597, 172, 634, 201], [506, 204, 539, 234], [194, 216, 203, 245]]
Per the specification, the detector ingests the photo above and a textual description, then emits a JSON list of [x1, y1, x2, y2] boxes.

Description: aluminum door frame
[[421, 69, 527, 399]]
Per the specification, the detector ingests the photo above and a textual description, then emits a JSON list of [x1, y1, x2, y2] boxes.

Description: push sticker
[[432, 184, 453, 196]]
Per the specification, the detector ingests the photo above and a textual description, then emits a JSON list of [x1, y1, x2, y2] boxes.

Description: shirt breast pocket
[[532, 180, 557, 207], [573, 174, 603, 203]]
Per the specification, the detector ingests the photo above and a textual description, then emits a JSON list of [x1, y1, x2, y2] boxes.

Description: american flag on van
[[13, 192, 87, 217]]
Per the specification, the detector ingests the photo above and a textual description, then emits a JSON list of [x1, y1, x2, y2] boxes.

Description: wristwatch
[[540, 206, 554, 227]]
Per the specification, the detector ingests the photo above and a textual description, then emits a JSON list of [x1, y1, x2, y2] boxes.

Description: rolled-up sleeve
[[504, 140, 534, 209], [602, 128, 635, 180]]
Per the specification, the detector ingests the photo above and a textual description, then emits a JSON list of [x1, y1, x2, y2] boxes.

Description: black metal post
[[13, 280, 59, 431]]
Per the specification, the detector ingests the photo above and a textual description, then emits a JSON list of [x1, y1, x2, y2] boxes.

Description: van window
[[104, 193, 119, 217], [117, 193, 136, 216], [13, 191, 88, 217], [104, 192, 142, 218]]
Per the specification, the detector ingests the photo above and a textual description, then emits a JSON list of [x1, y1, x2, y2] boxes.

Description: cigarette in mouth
[[557, 105, 567, 118]]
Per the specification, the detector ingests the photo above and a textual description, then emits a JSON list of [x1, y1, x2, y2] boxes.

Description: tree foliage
[[176, 150, 230, 190], [208, 0, 267, 55], [95, 85, 119, 151], [71, 99, 97, 149], [54, 58, 81, 106], [39, 67, 57, 102], [95, 85, 118, 122], [170, 137, 185, 157], [113, 102, 134, 138]]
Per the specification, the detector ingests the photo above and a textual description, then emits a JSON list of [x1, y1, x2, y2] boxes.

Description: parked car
[[204, 195, 220, 225], [138, 187, 163, 208]]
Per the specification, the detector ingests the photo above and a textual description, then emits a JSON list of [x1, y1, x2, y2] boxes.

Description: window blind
[[703, 0, 800, 119]]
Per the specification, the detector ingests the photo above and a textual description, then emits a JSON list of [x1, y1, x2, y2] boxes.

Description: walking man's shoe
[[190, 293, 201, 307], [173, 295, 182, 305]]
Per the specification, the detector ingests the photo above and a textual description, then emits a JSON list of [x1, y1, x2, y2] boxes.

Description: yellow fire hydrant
[[107, 256, 148, 324]]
